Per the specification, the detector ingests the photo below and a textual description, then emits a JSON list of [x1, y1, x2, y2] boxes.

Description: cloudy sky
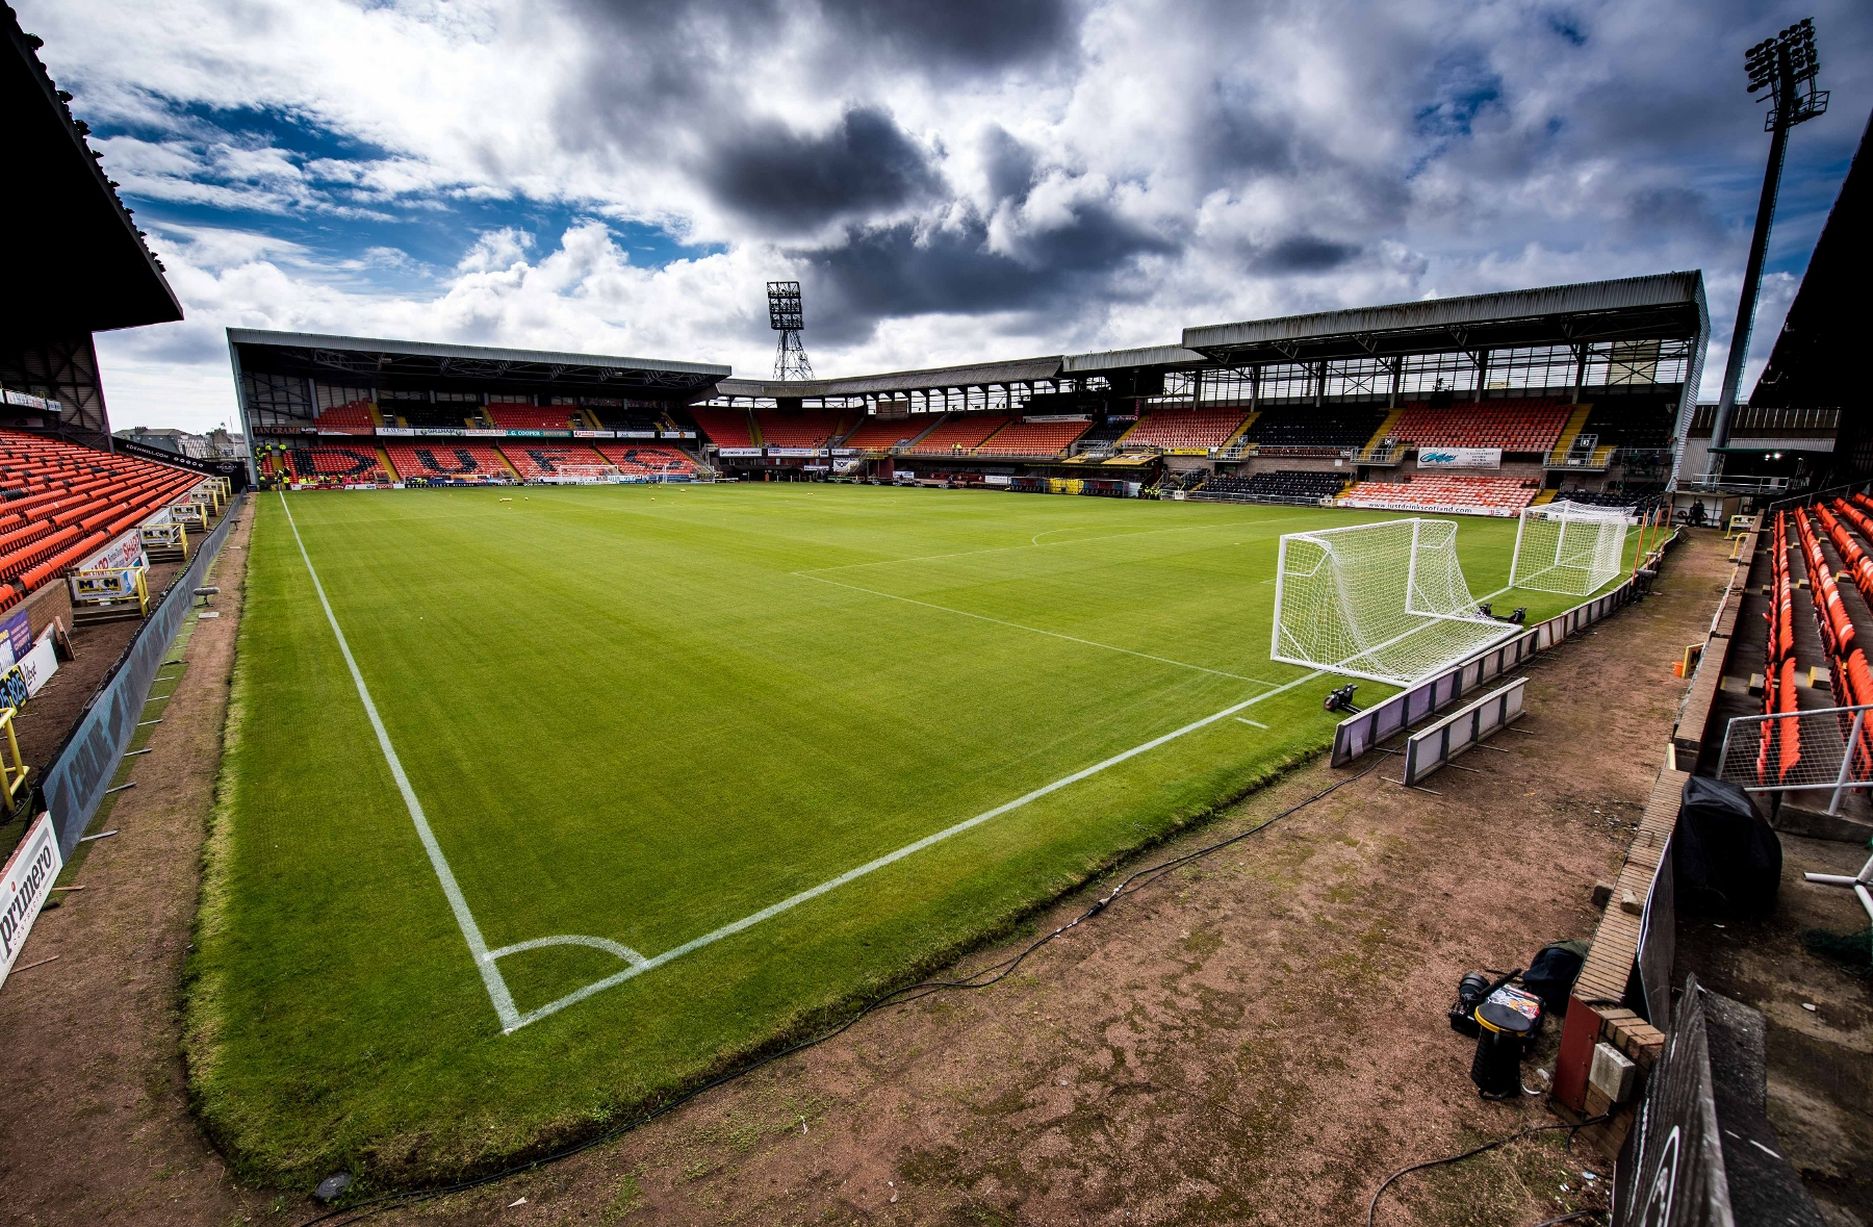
[[18, 0, 1873, 433]]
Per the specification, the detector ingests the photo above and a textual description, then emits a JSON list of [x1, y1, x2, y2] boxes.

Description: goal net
[[1509, 501, 1628, 597], [1272, 518, 1514, 686]]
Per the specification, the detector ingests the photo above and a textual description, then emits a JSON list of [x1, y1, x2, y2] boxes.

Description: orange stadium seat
[[1336, 474, 1539, 516], [973, 418, 1090, 457], [486, 402, 581, 430], [1120, 407, 1248, 451], [1387, 399, 1573, 454], [902, 414, 1011, 455]]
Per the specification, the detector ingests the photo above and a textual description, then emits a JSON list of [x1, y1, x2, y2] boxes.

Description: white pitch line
[[795, 570, 1282, 686], [509, 666, 1324, 1029], [277, 493, 522, 1032], [1234, 716, 1270, 729]]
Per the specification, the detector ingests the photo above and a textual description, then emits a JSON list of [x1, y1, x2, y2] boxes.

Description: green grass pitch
[[188, 484, 1628, 1185]]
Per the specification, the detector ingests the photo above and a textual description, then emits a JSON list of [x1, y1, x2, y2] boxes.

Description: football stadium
[[1, 4, 1869, 1226]]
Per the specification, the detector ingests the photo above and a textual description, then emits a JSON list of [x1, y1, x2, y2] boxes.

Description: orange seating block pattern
[[689, 407, 757, 448], [1388, 400, 1572, 454], [1337, 475, 1539, 516], [1121, 407, 1248, 451], [754, 410, 842, 448], [903, 414, 1010, 455], [382, 443, 513, 482], [591, 443, 703, 477], [0, 429, 205, 611], [486, 402, 580, 430], [975, 418, 1090, 456], [283, 445, 391, 486], [496, 444, 609, 480]]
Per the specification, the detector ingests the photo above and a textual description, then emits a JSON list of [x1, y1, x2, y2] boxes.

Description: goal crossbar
[[1509, 501, 1628, 597]]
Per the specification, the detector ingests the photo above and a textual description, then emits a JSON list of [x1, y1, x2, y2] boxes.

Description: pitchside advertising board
[[0, 814, 61, 990], [77, 527, 148, 575], [1417, 447, 1503, 470]]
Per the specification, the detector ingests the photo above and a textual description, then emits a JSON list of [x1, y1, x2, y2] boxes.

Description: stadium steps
[[368, 402, 386, 427], [1546, 403, 1594, 464], [1531, 488, 1558, 506], [1588, 443, 1617, 468], [1357, 408, 1405, 460], [378, 446, 398, 481], [899, 414, 949, 450], [1223, 410, 1259, 448]]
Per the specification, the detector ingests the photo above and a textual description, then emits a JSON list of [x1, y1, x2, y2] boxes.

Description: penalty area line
[[507, 665, 1324, 1030], [276, 493, 523, 1033]]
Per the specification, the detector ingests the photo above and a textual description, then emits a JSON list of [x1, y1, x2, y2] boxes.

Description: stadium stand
[[1072, 419, 1131, 452], [1549, 486, 1662, 511], [381, 442, 514, 484], [590, 405, 668, 432], [754, 409, 843, 448], [689, 406, 758, 448], [590, 442, 703, 477], [497, 443, 611, 480], [1240, 406, 1389, 455], [839, 416, 920, 451], [0, 430, 205, 611], [973, 418, 1091, 457], [313, 400, 376, 434], [283, 444, 391, 487], [1387, 399, 1573, 453], [378, 401, 479, 430], [1120, 406, 1248, 451], [486, 402, 580, 430], [1577, 401, 1677, 451], [1337, 474, 1540, 516], [903, 414, 1011, 455], [1193, 470, 1345, 505]]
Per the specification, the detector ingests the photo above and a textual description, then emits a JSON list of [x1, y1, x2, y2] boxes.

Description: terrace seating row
[[381, 402, 478, 431], [1240, 406, 1389, 454], [973, 418, 1090, 457], [902, 414, 1010, 455], [381, 443, 514, 483], [689, 407, 757, 448], [486, 402, 583, 431], [1073, 419, 1131, 450], [1120, 407, 1248, 451], [1758, 511, 1802, 783], [592, 406, 668, 433], [590, 443, 702, 477], [0, 429, 205, 610], [1336, 474, 1540, 516], [496, 444, 610, 480], [1195, 470, 1345, 504], [754, 409, 843, 449], [313, 400, 376, 434], [1387, 400, 1572, 454], [839, 416, 921, 451]]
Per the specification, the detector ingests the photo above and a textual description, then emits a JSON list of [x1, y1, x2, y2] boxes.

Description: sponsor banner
[[616, 429, 657, 438], [414, 427, 465, 437], [1022, 414, 1091, 423], [984, 474, 1012, 486], [1, 813, 62, 988], [77, 528, 146, 575], [572, 429, 617, 439], [716, 447, 762, 458], [3, 389, 62, 412], [661, 430, 698, 439], [17, 628, 58, 697], [376, 426, 416, 437], [2, 611, 32, 667], [316, 428, 373, 437], [1417, 446, 1502, 470], [829, 448, 857, 457], [460, 428, 504, 438], [768, 447, 823, 458], [895, 470, 916, 482], [1165, 447, 1211, 457]]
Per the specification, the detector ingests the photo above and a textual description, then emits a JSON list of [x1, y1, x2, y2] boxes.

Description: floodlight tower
[[1711, 17, 1829, 460], [768, 280, 814, 381]]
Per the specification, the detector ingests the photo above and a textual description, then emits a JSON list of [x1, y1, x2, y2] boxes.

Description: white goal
[[1271, 518, 1515, 686], [1509, 501, 1628, 597]]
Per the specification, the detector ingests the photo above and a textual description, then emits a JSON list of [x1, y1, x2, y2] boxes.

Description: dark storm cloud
[[981, 126, 1039, 204], [1251, 234, 1363, 273], [815, 0, 1078, 70], [700, 106, 943, 232], [793, 203, 1175, 344]]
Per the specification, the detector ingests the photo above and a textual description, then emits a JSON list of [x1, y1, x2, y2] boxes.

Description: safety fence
[[1715, 703, 1873, 815], [38, 493, 245, 856], [1399, 678, 1527, 786]]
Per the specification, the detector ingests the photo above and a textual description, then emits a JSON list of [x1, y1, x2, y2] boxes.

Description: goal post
[[1509, 501, 1628, 597], [1271, 518, 1515, 686]]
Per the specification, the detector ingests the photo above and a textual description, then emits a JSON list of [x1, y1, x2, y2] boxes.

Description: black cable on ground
[[299, 755, 1390, 1225], [1364, 1114, 1611, 1227]]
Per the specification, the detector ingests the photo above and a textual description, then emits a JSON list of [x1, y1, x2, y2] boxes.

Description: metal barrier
[[37, 493, 245, 856], [1714, 703, 1873, 815], [1399, 677, 1527, 786]]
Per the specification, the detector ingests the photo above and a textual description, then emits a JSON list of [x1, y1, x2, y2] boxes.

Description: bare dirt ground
[[0, 524, 1738, 1227], [0, 502, 268, 1227]]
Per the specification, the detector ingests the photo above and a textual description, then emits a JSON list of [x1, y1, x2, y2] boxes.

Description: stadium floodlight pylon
[[1509, 501, 1628, 597], [1271, 518, 1514, 686]]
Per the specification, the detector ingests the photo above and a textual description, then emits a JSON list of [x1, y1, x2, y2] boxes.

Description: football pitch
[[192, 484, 1625, 1184]]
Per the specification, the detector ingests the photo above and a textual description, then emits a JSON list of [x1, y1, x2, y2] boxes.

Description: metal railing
[[1716, 703, 1873, 815]]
